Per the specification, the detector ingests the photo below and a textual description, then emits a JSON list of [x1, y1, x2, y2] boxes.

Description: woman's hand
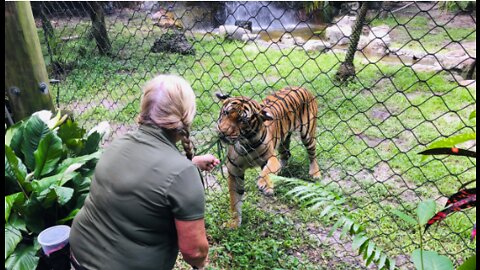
[[192, 154, 220, 172]]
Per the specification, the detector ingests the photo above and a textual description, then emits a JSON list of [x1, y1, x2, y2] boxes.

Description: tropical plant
[[272, 175, 396, 270], [392, 110, 476, 270], [5, 110, 109, 270], [420, 110, 476, 238]]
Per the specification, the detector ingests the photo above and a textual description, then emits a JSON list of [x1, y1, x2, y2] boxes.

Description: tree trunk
[[88, 2, 112, 56], [5, 1, 55, 122], [335, 2, 369, 82]]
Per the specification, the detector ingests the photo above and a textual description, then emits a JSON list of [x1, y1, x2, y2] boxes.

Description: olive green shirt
[[70, 125, 205, 270]]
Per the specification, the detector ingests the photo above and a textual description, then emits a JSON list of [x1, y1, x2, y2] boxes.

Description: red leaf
[[445, 188, 476, 208], [425, 194, 477, 231], [418, 148, 476, 158]]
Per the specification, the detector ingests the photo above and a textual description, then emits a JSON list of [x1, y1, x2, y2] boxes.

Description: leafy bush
[[5, 110, 109, 270]]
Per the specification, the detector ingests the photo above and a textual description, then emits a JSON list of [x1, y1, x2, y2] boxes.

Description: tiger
[[216, 87, 321, 228]]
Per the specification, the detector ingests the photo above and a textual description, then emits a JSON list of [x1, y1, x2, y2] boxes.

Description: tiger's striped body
[[216, 87, 321, 228]]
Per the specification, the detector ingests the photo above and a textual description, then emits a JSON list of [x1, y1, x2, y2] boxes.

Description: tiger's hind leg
[[278, 132, 292, 168], [301, 127, 321, 179]]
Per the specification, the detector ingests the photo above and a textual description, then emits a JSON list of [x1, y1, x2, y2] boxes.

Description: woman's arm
[[175, 218, 209, 269]]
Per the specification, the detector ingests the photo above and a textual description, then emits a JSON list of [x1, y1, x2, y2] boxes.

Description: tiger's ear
[[260, 109, 274, 121], [216, 92, 230, 100]]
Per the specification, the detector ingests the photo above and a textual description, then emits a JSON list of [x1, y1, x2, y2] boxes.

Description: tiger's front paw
[[223, 218, 241, 229], [257, 178, 274, 196], [311, 171, 322, 179]]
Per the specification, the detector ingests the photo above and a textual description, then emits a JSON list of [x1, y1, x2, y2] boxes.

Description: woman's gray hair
[[137, 74, 196, 160]]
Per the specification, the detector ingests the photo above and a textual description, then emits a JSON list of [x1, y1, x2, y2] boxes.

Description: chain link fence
[[33, 1, 476, 269]]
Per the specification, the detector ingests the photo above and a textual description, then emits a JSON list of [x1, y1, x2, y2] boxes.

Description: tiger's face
[[216, 93, 273, 144]]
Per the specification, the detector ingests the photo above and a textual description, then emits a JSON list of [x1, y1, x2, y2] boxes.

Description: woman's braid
[[180, 128, 194, 161]]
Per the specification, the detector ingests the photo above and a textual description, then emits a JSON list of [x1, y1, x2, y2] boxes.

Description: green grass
[[369, 12, 476, 52], [40, 12, 476, 269]]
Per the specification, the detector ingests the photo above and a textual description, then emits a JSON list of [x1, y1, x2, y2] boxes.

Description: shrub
[[5, 110, 109, 270]]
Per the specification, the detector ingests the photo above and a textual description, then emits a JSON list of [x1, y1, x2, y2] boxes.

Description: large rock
[[325, 15, 356, 45], [357, 25, 391, 55], [219, 25, 252, 41], [241, 33, 260, 42], [303, 40, 329, 52], [368, 25, 391, 46], [280, 33, 296, 46], [439, 50, 476, 71], [151, 31, 195, 55], [152, 9, 183, 29]]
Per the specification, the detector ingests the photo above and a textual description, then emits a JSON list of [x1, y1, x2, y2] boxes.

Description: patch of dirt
[[356, 133, 384, 148], [370, 107, 391, 122], [64, 99, 124, 116]]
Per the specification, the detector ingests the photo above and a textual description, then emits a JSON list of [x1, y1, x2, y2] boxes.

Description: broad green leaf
[[469, 110, 476, 120], [392, 209, 417, 226], [56, 151, 102, 174], [54, 186, 74, 205], [22, 199, 45, 234], [5, 226, 22, 260], [5, 193, 25, 222], [352, 234, 369, 251], [7, 214, 27, 232], [57, 119, 85, 151], [5, 121, 24, 147], [33, 132, 64, 178], [5, 145, 27, 186], [21, 116, 50, 170], [58, 209, 80, 224], [9, 122, 25, 156], [411, 249, 454, 270], [72, 175, 91, 193], [31, 171, 78, 194], [40, 188, 58, 208], [5, 243, 39, 270], [417, 200, 437, 226], [458, 255, 476, 270], [80, 131, 101, 155], [426, 133, 476, 150]]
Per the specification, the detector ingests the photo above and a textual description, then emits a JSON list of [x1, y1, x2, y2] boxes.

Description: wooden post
[[5, 1, 55, 122]]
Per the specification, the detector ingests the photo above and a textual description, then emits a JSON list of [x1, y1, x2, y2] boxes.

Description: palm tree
[[335, 2, 369, 81]]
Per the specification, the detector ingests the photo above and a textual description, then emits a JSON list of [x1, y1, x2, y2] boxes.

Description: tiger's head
[[216, 93, 273, 144]]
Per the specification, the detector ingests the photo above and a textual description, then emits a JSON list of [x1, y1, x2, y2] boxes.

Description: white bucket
[[38, 225, 71, 256]]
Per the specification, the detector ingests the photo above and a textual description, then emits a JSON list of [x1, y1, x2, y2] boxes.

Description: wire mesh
[[33, 1, 476, 269]]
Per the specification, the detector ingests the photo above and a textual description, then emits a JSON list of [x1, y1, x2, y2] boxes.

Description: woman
[[70, 74, 219, 270]]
